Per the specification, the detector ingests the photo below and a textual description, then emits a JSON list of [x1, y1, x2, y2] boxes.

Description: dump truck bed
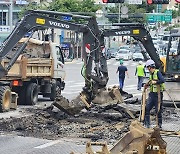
[[1, 57, 53, 80]]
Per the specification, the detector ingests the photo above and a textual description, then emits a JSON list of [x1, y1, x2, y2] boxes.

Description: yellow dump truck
[[0, 38, 66, 112]]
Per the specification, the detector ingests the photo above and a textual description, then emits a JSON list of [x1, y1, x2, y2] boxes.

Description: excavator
[[99, 23, 180, 103], [0, 10, 168, 153]]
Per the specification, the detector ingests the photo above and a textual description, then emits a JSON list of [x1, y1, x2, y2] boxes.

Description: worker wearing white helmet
[[144, 59, 165, 129], [135, 61, 146, 90], [145, 59, 156, 68]]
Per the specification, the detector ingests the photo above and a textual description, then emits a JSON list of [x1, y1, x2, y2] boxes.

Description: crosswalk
[[63, 59, 144, 100], [68, 59, 142, 67], [62, 81, 142, 100]]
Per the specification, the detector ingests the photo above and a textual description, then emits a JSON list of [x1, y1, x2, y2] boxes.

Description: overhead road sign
[[146, 13, 172, 22]]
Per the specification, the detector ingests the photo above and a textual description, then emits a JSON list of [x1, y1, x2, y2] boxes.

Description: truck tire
[[17, 87, 27, 105], [50, 83, 56, 101], [0, 86, 11, 112], [50, 81, 61, 100], [26, 83, 38, 105], [56, 81, 61, 96]]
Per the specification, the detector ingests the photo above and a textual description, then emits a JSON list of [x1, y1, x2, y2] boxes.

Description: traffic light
[[102, 0, 125, 3], [147, 0, 169, 4]]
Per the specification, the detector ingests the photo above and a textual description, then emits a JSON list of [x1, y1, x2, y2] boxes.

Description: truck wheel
[[17, 87, 27, 105], [56, 81, 61, 96], [26, 83, 38, 105], [0, 86, 11, 112], [50, 83, 56, 101]]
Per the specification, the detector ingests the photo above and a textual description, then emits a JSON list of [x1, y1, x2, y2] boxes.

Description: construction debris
[[53, 87, 133, 115]]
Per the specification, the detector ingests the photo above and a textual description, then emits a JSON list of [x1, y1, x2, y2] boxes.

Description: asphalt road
[[0, 58, 179, 154], [0, 58, 143, 154], [62, 58, 143, 101]]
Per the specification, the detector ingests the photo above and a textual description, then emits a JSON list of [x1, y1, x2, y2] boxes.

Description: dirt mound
[[0, 103, 135, 144]]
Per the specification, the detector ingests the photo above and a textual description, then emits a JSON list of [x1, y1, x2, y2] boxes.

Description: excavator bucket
[[53, 86, 127, 115], [110, 120, 167, 154], [92, 86, 124, 104], [71, 121, 166, 154], [53, 95, 87, 115]]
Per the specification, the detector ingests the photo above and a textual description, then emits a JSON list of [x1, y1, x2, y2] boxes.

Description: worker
[[135, 61, 146, 91], [116, 59, 129, 92], [144, 59, 165, 129]]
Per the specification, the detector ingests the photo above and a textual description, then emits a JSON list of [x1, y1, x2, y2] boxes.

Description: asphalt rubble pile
[[0, 92, 179, 146]]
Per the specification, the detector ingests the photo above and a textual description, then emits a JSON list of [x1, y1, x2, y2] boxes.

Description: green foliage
[[19, 0, 101, 19], [47, 0, 100, 14], [18, 2, 47, 19]]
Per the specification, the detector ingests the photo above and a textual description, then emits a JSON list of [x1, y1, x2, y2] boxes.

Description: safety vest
[[137, 65, 145, 77], [149, 69, 165, 92]]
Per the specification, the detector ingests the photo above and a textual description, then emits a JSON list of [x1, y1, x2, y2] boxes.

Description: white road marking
[[68, 85, 84, 88], [34, 140, 62, 149], [132, 93, 142, 97], [125, 84, 137, 88], [76, 62, 83, 65], [62, 91, 81, 94]]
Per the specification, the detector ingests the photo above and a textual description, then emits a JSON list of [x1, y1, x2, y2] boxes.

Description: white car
[[119, 45, 130, 51], [115, 49, 132, 60], [132, 51, 144, 61]]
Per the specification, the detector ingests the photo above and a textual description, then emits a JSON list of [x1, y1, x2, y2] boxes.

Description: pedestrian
[[144, 59, 165, 129], [135, 61, 146, 91], [116, 59, 129, 92]]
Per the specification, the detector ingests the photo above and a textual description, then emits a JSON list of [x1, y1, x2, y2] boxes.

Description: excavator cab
[[166, 33, 180, 81]]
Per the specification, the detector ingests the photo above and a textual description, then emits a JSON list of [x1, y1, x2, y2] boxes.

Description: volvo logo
[[115, 31, 131, 35], [49, 21, 70, 29]]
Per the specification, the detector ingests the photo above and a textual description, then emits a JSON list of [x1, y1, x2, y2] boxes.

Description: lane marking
[[34, 140, 62, 149], [62, 91, 81, 94], [132, 93, 142, 97]]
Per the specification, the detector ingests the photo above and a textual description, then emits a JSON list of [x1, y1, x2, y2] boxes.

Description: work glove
[[144, 83, 149, 89], [151, 80, 157, 85]]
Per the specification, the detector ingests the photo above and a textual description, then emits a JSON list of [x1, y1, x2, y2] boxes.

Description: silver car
[[115, 49, 132, 60]]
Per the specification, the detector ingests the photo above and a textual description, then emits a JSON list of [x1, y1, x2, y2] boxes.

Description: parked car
[[119, 45, 130, 51], [115, 49, 132, 60], [132, 50, 144, 61], [107, 48, 118, 58]]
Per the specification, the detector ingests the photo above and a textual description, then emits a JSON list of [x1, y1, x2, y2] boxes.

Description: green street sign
[[165, 10, 172, 15], [146, 13, 172, 23], [164, 14, 172, 22]]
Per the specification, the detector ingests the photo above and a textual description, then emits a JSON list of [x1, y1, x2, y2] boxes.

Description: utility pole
[[118, 3, 121, 23], [9, 0, 13, 32], [118, 3, 121, 46]]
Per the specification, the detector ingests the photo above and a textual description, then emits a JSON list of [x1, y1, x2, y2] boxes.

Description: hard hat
[[139, 61, 143, 65], [145, 59, 155, 68], [120, 59, 124, 64]]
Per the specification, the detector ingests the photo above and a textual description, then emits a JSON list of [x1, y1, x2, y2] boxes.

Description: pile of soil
[[0, 103, 135, 145], [0, 98, 178, 145]]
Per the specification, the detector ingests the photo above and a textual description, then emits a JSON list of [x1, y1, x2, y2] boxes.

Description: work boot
[[144, 115, 150, 128], [158, 124, 162, 130], [119, 88, 123, 93]]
